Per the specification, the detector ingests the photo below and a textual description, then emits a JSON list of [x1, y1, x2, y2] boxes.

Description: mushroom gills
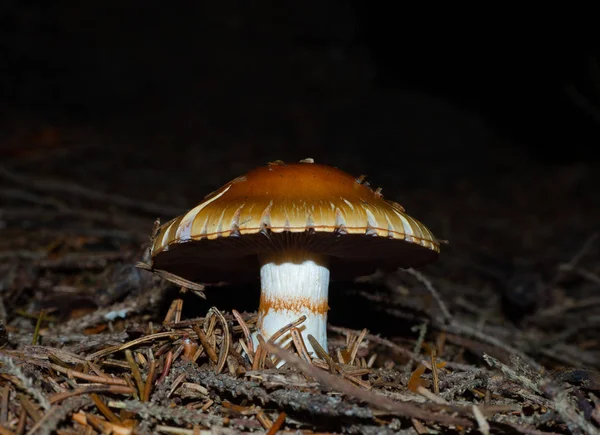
[[253, 250, 330, 361]]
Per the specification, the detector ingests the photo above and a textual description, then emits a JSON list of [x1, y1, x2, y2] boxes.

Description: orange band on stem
[[259, 293, 330, 316]]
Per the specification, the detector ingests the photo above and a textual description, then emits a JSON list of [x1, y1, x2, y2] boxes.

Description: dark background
[[2, 2, 599, 164], [2, 2, 600, 331]]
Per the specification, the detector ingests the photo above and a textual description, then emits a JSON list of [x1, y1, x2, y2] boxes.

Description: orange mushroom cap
[[150, 160, 440, 283]]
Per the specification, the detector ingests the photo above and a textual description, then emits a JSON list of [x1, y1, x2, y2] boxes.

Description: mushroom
[[148, 159, 440, 357]]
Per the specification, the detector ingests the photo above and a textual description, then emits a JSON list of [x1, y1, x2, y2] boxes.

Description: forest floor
[[1, 108, 599, 435]]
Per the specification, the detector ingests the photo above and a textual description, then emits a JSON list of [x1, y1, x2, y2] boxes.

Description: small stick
[[266, 412, 286, 435], [18, 395, 42, 423], [253, 335, 275, 369], [125, 350, 146, 399], [157, 351, 174, 385], [431, 349, 440, 394], [341, 367, 371, 376], [472, 405, 490, 435], [205, 315, 217, 337], [209, 308, 230, 374], [142, 359, 157, 402], [290, 327, 312, 363], [91, 393, 121, 424], [16, 410, 27, 435], [268, 315, 306, 345], [348, 328, 368, 366], [135, 264, 206, 298], [86, 412, 133, 435], [163, 299, 183, 324], [263, 342, 473, 427], [256, 410, 273, 430], [227, 341, 246, 367], [255, 335, 269, 369], [154, 426, 195, 435], [238, 339, 254, 366], [49, 385, 134, 404], [87, 331, 187, 360], [416, 386, 448, 404], [191, 343, 205, 363], [173, 298, 183, 323], [167, 373, 186, 398], [252, 345, 263, 371], [311, 359, 329, 370], [406, 321, 428, 374], [31, 309, 46, 345], [411, 418, 428, 434], [339, 371, 372, 390], [367, 354, 377, 368], [193, 325, 218, 363], [232, 310, 254, 354], [87, 361, 109, 378], [50, 364, 128, 386], [307, 335, 334, 370], [171, 343, 184, 362]]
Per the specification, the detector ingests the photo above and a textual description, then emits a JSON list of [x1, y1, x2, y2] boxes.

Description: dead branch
[[263, 341, 474, 428]]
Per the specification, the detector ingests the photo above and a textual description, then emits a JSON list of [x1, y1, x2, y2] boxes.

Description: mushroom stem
[[253, 250, 330, 359]]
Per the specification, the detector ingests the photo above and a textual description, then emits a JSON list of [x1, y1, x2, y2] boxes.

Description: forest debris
[[56, 282, 168, 334], [472, 405, 490, 435], [231, 309, 253, 355], [290, 327, 312, 363], [206, 307, 230, 374], [483, 353, 542, 395], [540, 380, 600, 435], [125, 349, 146, 399], [135, 263, 206, 298], [551, 367, 600, 391], [450, 323, 543, 371], [72, 409, 133, 434], [266, 411, 286, 435], [48, 363, 129, 386], [110, 400, 234, 428], [1, 39, 600, 435], [154, 425, 241, 435], [485, 353, 600, 434], [90, 393, 121, 424], [25, 396, 91, 435], [2, 181, 599, 434], [0, 354, 50, 410], [263, 341, 474, 427]]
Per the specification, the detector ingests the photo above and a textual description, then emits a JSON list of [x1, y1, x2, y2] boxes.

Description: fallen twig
[[262, 341, 474, 427]]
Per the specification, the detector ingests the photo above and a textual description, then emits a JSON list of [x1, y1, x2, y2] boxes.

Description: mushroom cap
[[150, 161, 441, 283]]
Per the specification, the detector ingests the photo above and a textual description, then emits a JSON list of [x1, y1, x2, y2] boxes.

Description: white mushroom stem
[[252, 250, 330, 360]]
